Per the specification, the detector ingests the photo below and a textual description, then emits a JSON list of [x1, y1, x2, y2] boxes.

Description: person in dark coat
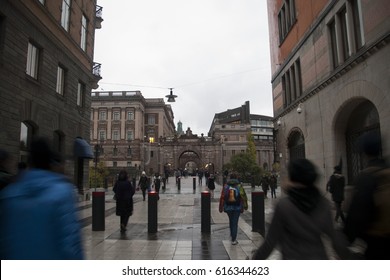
[[269, 175, 278, 198], [207, 173, 216, 198], [113, 170, 135, 233], [344, 132, 390, 259], [261, 175, 270, 198], [138, 171, 148, 201], [327, 164, 346, 223], [252, 159, 351, 260]]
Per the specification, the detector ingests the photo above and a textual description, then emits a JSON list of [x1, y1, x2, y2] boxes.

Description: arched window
[[288, 130, 305, 160], [346, 101, 381, 183]]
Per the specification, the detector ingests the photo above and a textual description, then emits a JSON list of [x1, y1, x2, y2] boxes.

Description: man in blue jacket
[[0, 137, 84, 259]]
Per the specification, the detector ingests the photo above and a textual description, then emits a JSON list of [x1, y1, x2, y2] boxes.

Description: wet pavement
[[77, 176, 283, 260]]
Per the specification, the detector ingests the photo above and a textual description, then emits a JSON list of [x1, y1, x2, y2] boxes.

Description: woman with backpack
[[219, 173, 248, 245]]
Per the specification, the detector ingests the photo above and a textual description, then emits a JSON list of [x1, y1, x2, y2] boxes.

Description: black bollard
[[193, 177, 196, 191], [148, 191, 158, 233], [177, 177, 181, 190], [201, 191, 211, 233], [252, 191, 265, 236], [92, 190, 105, 231]]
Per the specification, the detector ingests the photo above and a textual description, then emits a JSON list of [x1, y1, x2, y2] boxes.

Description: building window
[[127, 147, 132, 156], [328, 0, 364, 69], [81, 14, 87, 51], [26, 42, 39, 79], [99, 111, 106, 120], [20, 122, 33, 151], [77, 82, 84, 107], [350, 0, 364, 49], [127, 162, 131, 167], [53, 130, 65, 153], [278, 0, 296, 43], [113, 161, 117, 167], [127, 111, 134, 120], [61, 0, 71, 31], [126, 130, 134, 141], [113, 147, 118, 156], [56, 65, 65, 95], [112, 130, 119, 141], [147, 114, 155, 125], [282, 58, 302, 108], [99, 130, 106, 140], [113, 111, 120, 121]]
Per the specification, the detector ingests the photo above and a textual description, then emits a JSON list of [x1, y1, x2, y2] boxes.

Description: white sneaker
[[231, 240, 238, 245]]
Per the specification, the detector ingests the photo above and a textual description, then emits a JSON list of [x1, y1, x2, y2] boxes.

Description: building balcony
[[91, 62, 102, 89], [95, 5, 103, 29]]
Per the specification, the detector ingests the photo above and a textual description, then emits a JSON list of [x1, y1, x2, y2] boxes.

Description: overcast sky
[[94, 0, 273, 136]]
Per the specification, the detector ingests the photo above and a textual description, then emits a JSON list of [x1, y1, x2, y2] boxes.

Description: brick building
[[0, 0, 102, 195], [267, 0, 390, 189]]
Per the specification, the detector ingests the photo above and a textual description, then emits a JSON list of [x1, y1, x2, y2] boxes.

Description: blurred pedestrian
[[0, 137, 84, 259], [219, 173, 248, 245], [327, 162, 346, 223], [113, 170, 135, 233], [252, 159, 351, 259], [207, 173, 216, 198], [344, 132, 390, 259], [138, 171, 148, 201], [261, 175, 270, 198], [0, 149, 13, 190]]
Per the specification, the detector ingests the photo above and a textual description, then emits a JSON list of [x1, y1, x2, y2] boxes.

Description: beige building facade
[[90, 91, 176, 183]]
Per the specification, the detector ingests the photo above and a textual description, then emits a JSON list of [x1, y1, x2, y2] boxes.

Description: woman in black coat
[[113, 170, 135, 233]]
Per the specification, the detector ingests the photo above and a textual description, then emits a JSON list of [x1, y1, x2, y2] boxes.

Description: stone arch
[[329, 80, 389, 157], [287, 127, 305, 161], [332, 98, 381, 184], [177, 149, 201, 174]]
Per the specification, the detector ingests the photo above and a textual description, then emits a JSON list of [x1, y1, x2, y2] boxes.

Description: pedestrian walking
[[138, 171, 148, 201], [153, 172, 162, 194], [344, 132, 390, 259], [327, 162, 346, 223], [261, 175, 270, 198], [219, 173, 248, 245], [198, 169, 204, 186], [207, 173, 216, 198], [252, 159, 351, 260], [269, 174, 278, 199], [0, 137, 84, 259], [113, 170, 135, 233]]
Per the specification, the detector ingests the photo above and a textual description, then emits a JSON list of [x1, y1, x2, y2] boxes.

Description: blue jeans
[[227, 210, 240, 241]]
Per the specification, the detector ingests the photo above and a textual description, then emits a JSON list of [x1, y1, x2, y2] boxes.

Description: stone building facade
[[267, 0, 390, 189], [90, 91, 176, 184], [208, 101, 275, 173], [0, 0, 102, 194]]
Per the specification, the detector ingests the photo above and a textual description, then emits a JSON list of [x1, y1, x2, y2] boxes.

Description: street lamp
[[165, 88, 177, 102]]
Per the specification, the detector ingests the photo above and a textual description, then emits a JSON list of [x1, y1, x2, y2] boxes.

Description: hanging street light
[[166, 88, 177, 102]]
